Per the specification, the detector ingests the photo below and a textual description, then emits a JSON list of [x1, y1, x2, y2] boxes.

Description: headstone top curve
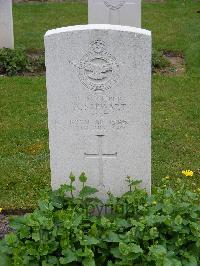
[[44, 24, 151, 38]]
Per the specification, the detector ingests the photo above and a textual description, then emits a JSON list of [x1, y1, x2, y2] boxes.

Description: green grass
[[0, 0, 200, 209], [152, 75, 200, 186], [143, 0, 200, 76], [0, 77, 49, 209], [13, 1, 200, 75], [14, 2, 87, 50]]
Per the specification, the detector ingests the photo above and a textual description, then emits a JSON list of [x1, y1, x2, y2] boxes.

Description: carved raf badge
[[70, 40, 120, 92]]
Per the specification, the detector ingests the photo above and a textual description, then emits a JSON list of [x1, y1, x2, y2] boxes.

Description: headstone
[[88, 0, 141, 28], [0, 0, 14, 49], [45, 24, 151, 200]]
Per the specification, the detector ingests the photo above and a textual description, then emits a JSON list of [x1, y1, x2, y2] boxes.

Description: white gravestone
[[45, 24, 151, 200], [0, 0, 14, 49], [88, 0, 141, 28]]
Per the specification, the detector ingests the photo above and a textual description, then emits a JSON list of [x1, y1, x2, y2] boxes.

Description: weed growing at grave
[[152, 49, 171, 72], [0, 47, 172, 77], [0, 172, 199, 265], [0, 48, 46, 76], [0, 48, 31, 76], [30, 52, 46, 74]]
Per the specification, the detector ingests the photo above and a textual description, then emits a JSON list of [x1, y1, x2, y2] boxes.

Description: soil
[[155, 51, 185, 76], [0, 48, 185, 77], [0, 210, 33, 240], [0, 49, 45, 77], [0, 215, 12, 239]]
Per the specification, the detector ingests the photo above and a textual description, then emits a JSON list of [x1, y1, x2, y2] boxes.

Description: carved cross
[[84, 135, 117, 187]]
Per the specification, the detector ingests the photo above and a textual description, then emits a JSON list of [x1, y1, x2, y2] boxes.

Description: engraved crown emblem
[[78, 40, 120, 92]]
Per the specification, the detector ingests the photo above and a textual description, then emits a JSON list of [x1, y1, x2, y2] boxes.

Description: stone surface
[[88, 0, 141, 28], [45, 24, 151, 200], [0, 0, 14, 49]]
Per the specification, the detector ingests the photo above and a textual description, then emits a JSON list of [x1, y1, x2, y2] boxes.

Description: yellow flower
[[165, 176, 170, 180], [182, 170, 194, 177], [0, 208, 2, 213]]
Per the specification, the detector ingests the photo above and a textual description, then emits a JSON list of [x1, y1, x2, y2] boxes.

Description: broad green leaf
[[79, 186, 98, 198], [107, 261, 115, 266], [38, 200, 54, 212], [163, 258, 182, 266], [61, 248, 77, 264], [129, 243, 143, 254], [129, 180, 142, 186], [82, 257, 95, 266], [149, 245, 167, 259], [9, 216, 26, 230], [72, 214, 83, 227], [32, 232, 40, 242], [19, 226, 30, 239], [47, 256, 59, 265], [81, 236, 99, 246], [119, 242, 143, 256], [115, 218, 130, 228], [0, 254, 12, 266], [174, 215, 183, 225], [42, 261, 54, 266], [111, 247, 121, 258], [105, 232, 121, 243], [5, 233, 17, 246]]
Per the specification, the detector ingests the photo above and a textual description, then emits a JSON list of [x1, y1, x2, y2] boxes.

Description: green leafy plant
[[0, 48, 31, 76], [31, 53, 45, 73], [0, 173, 199, 266], [152, 49, 171, 71], [0, 48, 46, 76], [0, 48, 171, 77]]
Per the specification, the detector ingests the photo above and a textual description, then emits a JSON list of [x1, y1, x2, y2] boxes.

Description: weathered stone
[[45, 24, 151, 200], [0, 0, 14, 49], [88, 0, 141, 28]]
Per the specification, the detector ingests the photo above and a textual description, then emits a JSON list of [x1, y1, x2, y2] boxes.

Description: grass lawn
[[0, 0, 200, 209]]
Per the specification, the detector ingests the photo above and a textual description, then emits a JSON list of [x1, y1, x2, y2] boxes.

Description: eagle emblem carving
[[78, 40, 120, 92]]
